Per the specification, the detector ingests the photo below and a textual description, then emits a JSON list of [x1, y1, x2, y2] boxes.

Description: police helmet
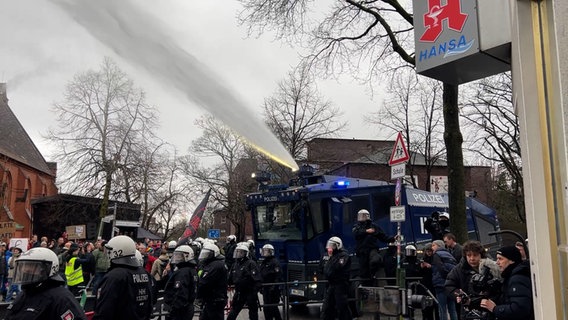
[[261, 244, 275, 257], [172, 245, 194, 264], [246, 239, 255, 248], [227, 235, 236, 243], [405, 245, 417, 257], [13, 248, 64, 286], [195, 237, 204, 244], [105, 235, 138, 267], [135, 250, 144, 267], [326, 237, 343, 250], [168, 240, 177, 249], [198, 242, 220, 262], [357, 209, 371, 222], [234, 242, 249, 259], [439, 212, 450, 220]]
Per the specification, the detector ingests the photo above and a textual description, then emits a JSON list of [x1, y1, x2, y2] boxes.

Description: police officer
[[320, 236, 351, 320], [93, 235, 154, 320], [164, 245, 198, 320], [246, 239, 257, 261], [227, 242, 262, 320], [352, 209, 396, 284], [5, 247, 87, 320], [259, 244, 282, 320], [196, 242, 227, 320], [224, 235, 237, 270], [425, 211, 450, 241]]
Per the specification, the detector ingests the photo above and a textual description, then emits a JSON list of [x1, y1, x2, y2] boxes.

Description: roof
[[0, 84, 54, 175], [136, 227, 161, 240]]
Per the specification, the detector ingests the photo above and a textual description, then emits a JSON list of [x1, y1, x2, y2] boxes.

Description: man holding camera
[[445, 240, 501, 320], [425, 211, 451, 241]]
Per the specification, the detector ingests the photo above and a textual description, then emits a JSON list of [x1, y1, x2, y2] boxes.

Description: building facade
[[0, 83, 58, 241]]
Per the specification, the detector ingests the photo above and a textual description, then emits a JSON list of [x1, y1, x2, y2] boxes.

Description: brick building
[[306, 138, 492, 203], [0, 83, 58, 240]]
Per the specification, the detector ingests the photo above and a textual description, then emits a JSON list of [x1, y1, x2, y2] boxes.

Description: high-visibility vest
[[65, 257, 84, 286]]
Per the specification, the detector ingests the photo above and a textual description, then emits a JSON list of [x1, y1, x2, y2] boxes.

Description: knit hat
[[496, 246, 522, 263], [432, 240, 445, 250]]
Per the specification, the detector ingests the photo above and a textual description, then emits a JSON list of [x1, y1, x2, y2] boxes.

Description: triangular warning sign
[[389, 132, 410, 166]]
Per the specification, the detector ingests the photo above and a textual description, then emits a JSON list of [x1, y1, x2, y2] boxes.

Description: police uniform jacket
[[352, 220, 394, 255], [493, 262, 534, 320], [322, 249, 351, 287], [93, 264, 153, 320], [164, 260, 198, 312], [6, 279, 87, 320], [260, 256, 281, 293], [197, 256, 228, 302], [229, 256, 262, 293]]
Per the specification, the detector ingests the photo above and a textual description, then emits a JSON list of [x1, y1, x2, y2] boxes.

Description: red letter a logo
[[419, 0, 468, 42]]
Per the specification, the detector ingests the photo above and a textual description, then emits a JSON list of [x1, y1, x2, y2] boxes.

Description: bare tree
[[238, 1, 468, 242], [264, 65, 347, 160], [47, 57, 158, 219], [462, 72, 524, 222], [367, 70, 445, 190], [181, 115, 257, 240]]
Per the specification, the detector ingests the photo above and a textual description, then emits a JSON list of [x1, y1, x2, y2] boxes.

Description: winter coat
[[151, 253, 169, 281], [352, 220, 394, 255], [492, 262, 534, 320], [320, 249, 351, 287], [5, 280, 87, 320], [445, 258, 501, 299], [228, 256, 262, 293], [197, 256, 228, 303], [431, 248, 457, 289]]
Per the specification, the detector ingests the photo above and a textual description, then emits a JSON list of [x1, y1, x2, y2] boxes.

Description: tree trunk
[[99, 172, 112, 220], [443, 83, 467, 244]]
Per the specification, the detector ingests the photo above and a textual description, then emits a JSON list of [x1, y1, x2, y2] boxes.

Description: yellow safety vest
[[65, 257, 84, 286]]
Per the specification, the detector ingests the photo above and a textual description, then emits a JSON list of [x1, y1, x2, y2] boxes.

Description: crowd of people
[[0, 208, 535, 320]]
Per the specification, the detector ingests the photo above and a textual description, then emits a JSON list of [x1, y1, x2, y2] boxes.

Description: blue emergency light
[[333, 180, 350, 188]]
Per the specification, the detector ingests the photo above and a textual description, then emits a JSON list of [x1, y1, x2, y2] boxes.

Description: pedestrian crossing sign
[[388, 132, 410, 166]]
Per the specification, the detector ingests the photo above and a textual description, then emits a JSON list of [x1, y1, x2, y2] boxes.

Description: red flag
[[179, 189, 211, 244]]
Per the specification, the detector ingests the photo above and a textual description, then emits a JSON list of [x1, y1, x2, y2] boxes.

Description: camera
[[460, 270, 502, 320]]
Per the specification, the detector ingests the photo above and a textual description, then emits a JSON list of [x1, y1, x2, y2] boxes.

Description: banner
[[178, 189, 211, 245]]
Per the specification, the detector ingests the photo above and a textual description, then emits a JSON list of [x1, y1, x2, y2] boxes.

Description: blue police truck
[[245, 174, 500, 302]]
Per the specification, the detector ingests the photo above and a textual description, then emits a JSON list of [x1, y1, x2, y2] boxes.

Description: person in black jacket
[[480, 246, 534, 320], [259, 244, 282, 320], [5, 247, 87, 320], [197, 242, 228, 320], [445, 240, 501, 320], [227, 242, 262, 320], [352, 209, 396, 285], [425, 211, 450, 241], [223, 235, 237, 270], [164, 245, 198, 320], [93, 235, 154, 320], [320, 236, 352, 320]]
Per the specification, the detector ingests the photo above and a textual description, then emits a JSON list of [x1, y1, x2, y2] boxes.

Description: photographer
[[425, 211, 450, 241], [445, 241, 501, 320], [480, 246, 534, 320]]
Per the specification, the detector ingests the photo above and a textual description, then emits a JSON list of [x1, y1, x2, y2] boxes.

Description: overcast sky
[[0, 1, 385, 162]]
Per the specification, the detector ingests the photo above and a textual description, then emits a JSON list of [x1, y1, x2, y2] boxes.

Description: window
[[221, 216, 226, 224], [309, 199, 329, 238], [254, 202, 302, 240]]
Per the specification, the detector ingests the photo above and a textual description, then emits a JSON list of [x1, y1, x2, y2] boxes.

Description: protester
[[5, 247, 22, 303]]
